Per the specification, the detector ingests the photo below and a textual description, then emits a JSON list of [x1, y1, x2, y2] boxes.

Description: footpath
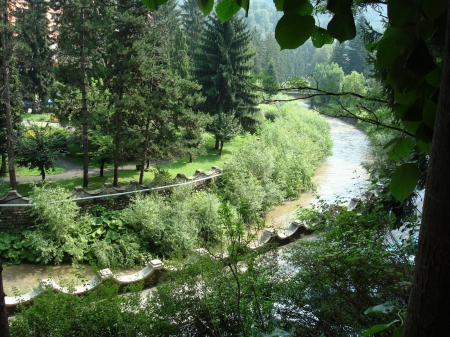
[[3, 158, 138, 183]]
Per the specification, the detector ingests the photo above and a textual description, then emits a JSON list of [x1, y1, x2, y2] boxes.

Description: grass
[[16, 165, 65, 177], [22, 112, 58, 123], [14, 133, 240, 197]]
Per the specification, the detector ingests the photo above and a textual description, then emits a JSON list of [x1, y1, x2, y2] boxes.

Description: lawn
[[14, 133, 240, 196]]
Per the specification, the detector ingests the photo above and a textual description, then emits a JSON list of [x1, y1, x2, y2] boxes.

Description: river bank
[[3, 117, 372, 295]]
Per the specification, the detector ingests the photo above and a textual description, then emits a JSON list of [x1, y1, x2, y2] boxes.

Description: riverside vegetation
[[4, 103, 420, 337], [0, 103, 331, 267]]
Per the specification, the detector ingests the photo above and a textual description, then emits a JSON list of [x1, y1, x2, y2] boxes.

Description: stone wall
[[0, 166, 222, 231]]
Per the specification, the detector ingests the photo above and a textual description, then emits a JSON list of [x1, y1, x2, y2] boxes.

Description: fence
[[0, 166, 222, 230]]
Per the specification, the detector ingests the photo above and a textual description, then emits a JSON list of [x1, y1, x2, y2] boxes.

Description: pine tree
[[16, 0, 55, 109], [194, 14, 259, 148]]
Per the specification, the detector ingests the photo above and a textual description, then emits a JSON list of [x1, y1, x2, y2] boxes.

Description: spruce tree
[[194, 14, 259, 148], [105, 0, 206, 185], [52, 0, 110, 188], [16, 0, 54, 109], [181, 0, 205, 59]]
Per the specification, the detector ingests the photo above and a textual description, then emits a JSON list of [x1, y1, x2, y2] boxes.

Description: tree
[[52, 0, 109, 188], [194, 14, 259, 147], [180, 0, 205, 59], [1, 0, 19, 190], [15, 124, 67, 181], [210, 112, 241, 155], [311, 62, 344, 104], [16, 0, 55, 109]]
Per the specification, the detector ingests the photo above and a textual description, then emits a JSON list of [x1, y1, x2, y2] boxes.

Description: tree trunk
[[188, 151, 193, 163], [99, 158, 105, 177], [403, 4, 450, 336], [40, 167, 46, 181], [0, 154, 6, 177], [113, 162, 119, 187], [146, 158, 150, 169], [215, 136, 219, 150], [1, 3, 17, 190], [219, 140, 224, 156], [139, 158, 145, 185], [0, 258, 11, 337], [81, 7, 89, 189]]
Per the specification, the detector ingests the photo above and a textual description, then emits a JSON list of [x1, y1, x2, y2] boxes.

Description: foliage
[[10, 282, 152, 337], [122, 186, 223, 257], [26, 185, 86, 264], [219, 102, 332, 221], [15, 0, 55, 106], [15, 124, 68, 181], [194, 14, 260, 134], [274, 197, 416, 336]]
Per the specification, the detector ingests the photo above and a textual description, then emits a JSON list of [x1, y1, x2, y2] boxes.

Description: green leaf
[[327, 12, 356, 43], [363, 320, 400, 336], [365, 42, 378, 52], [274, 0, 284, 11], [393, 325, 404, 337], [376, 28, 402, 69], [386, 137, 415, 161], [311, 27, 334, 47], [326, 0, 352, 15], [404, 39, 435, 77], [390, 163, 420, 202], [394, 89, 422, 105], [364, 302, 394, 315], [275, 14, 315, 50], [388, 0, 419, 28], [425, 67, 442, 87], [216, 0, 241, 23], [421, 0, 447, 20], [283, 0, 313, 15], [0, 242, 10, 250], [196, 0, 214, 15], [141, 0, 169, 10]]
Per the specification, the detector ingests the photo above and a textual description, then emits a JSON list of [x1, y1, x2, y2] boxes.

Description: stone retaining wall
[[0, 166, 222, 231]]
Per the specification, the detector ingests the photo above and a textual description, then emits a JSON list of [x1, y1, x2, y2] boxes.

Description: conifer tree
[[16, 0, 54, 109], [181, 0, 205, 59], [105, 0, 206, 185], [194, 14, 259, 148], [52, 0, 110, 188]]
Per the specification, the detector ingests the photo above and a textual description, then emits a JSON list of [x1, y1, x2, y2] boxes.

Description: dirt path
[[3, 158, 138, 183]]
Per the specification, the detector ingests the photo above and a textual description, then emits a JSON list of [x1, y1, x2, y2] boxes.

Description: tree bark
[[215, 136, 219, 150], [403, 4, 450, 336], [139, 158, 145, 185], [0, 258, 10, 337], [113, 162, 119, 187], [0, 154, 6, 176], [80, 7, 89, 189], [40, 166, 45, 181], [99, 158, 105, 177], [219, 140, 224, 156], [1, 1, 17, 190]]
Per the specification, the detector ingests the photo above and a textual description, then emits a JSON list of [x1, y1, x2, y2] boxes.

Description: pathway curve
[[3, 158, 138, 183]]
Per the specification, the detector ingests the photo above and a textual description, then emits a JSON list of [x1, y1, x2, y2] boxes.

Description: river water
[[265, 116, 372, 228], [3, 117, 372, 295]]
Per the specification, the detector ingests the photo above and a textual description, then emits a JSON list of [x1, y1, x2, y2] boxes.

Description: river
[[3, 117, 373, 295], [265, 116, 372, 228]]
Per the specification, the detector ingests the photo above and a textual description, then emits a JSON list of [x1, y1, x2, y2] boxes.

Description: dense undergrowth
[[1, 103, 331, 267]]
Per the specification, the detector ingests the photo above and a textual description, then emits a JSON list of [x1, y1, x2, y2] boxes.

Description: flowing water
[[2, 117, 372, 294], [265, 116, 372, 229]]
